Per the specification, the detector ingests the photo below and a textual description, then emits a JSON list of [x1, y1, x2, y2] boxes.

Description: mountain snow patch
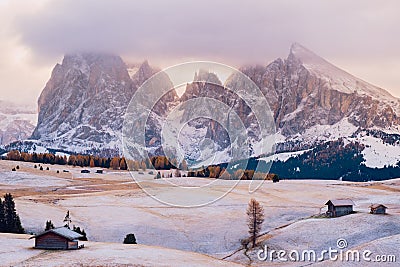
[[360, 135, 400, 168]]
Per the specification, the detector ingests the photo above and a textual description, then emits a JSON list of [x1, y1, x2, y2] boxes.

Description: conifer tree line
[[6, 150, 131, 170], [5, 150, 190, 171], [0, 193, 24, 234], [187, 166, 279, 181], [5, 150, 280, 180]]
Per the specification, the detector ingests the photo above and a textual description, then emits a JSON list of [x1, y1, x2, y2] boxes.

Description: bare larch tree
[[246, 198, 264, 248]]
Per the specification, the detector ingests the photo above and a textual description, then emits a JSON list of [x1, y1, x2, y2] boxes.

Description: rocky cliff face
[[176, 44, 400, 167], [235, 43, 400, 137], [30, 54, 175, 156], [236, 44, 400, 172], [27, 45, 400, 169]]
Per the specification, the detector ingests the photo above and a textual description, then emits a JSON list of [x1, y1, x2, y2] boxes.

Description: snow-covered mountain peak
[[288, 43, 400, 114], [0, 100, 37, 145], [289, 42, 326, 65], [191, 70, 223, 87], [131, 60, 160, 88]]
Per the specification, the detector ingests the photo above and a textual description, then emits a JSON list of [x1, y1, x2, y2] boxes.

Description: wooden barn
[[370, 204, 387, 214], [325, 199, 354, 217], [30, 227, 83, 250]]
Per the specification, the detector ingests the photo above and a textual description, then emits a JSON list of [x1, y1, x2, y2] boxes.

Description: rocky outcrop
[[30, 54, 175, 156], [234, 43, 400, 137], [28, 44, 400, 160]]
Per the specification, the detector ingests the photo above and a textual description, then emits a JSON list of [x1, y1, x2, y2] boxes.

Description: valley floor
[[0, 160, 399, 266]]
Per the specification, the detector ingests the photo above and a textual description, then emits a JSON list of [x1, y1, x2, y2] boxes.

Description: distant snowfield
[[0, 160, 399, 266]]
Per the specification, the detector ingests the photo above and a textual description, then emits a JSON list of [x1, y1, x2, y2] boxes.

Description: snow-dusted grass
[[0, 160, 399, 266], [0, 234, 243, 267]]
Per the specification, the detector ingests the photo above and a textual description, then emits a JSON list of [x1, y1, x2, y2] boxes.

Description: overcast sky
[[1, 0, 399, 106]]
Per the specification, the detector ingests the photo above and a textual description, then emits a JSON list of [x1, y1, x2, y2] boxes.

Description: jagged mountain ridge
[[233, 44, 400, 171], [236, 43, 400, 136], [22, 44, 400, 173], [30, 53, 177, 156], [31, 53, 134, 155]]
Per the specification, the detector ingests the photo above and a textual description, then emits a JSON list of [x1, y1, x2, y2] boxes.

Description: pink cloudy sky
[[0, 0, 399, 105]]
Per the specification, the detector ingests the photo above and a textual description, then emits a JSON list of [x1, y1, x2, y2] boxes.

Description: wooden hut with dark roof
[[30, 227, 83, 250], [370, 204, 387, 215], [325, 199, 354, 217]]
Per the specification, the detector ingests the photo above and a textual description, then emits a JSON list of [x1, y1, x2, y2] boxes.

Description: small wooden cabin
[[370, 204, 387, 214], [96, 169, 103, 174], [325, 199, 354, 217], [31, 227, 83, 250]]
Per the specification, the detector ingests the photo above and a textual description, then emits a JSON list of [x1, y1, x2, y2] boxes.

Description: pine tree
[[133, 160, 139, 171], [73, 225, 88, 241], [120, 158, 127, 170], [3, 194, 24, 233], [145, 158, 151, 169], [247, 198, 264, 248], [0, 198, 5, 232], [45, 220, 55, 231], [68, 155, 77, 166], [170, 158, 178, 169], [164, 157, 170, 169], [154, 158, 160, 169], [63, 210, 72, 229], [155, 157, 165, 169], [219, 169, 231, 179], [110, 157, 120, 170], [233, 169, 244, 180], [140, 161, 146, 171], [81, 229, 88, 241]]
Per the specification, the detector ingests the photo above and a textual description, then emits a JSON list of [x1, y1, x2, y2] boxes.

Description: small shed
[[81, 170, 90, 174], [370, 204, 387, 215], [325, 199, 354, 217], [30, 227, 83, 250], [96, 169, 103, 174]]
